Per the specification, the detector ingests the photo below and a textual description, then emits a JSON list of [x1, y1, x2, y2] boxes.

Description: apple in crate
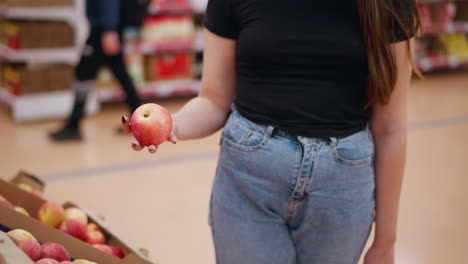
[[0, 199, 14, 208], [38, 202, 65, 227], [14, 206, 30, 216], [93, 244, 113, 255], [59, 219, 87, 241], [64, 207, 88, 225], [40, 242, 70, 262], [110, 246, 125, 258], [37, 259, 60, 264], [129, 103, 173, 147], [73, 260, 98, 264], [85, 223, 106, 244], [18, 239, 42, 261], [7, 229, 37, 244]]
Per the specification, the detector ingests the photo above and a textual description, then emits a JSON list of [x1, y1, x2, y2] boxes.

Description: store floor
[[1, 70, 468, 264]]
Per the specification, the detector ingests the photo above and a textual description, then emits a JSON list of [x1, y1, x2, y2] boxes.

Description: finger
[[121, 116, 132, 134], [168, 133, 178, 144], [132, 141, 143, 151], [148, 145, 158, 154]]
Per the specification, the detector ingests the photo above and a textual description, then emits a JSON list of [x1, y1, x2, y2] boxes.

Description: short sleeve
[[203, 0, 239, 39], [389, 0, 417, 43]]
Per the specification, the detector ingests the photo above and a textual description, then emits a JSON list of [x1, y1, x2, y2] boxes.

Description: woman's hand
[[363, 243, 395, 264], [121, 116, 177, 154]]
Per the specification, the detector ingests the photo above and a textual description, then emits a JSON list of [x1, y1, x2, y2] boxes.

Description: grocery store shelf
[[98, 80, 201, 102], [126, 29, 204, 54], [148, 3, 196, 15], [0, 45, 78, 64], [423, 22, 468, 35], [0, 6, 76, 23], [417, 55, 468, 71], [0, 89, 99, 122]]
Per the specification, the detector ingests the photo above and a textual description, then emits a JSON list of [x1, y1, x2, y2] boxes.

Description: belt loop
[[329, 137, 338, 147], [230, 103, 237, 112], [266, 126, 274, 137]]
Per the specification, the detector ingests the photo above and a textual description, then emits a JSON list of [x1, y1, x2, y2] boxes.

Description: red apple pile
[[1, 194, 125, 259], [6, 229, 97, 263]]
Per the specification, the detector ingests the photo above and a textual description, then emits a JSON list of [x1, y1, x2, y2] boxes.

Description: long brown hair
[[357, 0, 421, 107]]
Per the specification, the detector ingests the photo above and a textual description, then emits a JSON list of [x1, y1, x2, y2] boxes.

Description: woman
[[123, 0, 420, 263]]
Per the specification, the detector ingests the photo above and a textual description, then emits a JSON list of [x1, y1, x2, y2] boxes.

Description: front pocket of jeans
[[331, 131, 374, 166], [222, 124, 270, 152]]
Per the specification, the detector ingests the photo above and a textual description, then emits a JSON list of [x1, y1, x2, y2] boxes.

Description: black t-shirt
[[204, 0, 415, 138]]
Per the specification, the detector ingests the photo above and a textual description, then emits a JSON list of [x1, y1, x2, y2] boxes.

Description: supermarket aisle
[[1, 70, 468, 264]]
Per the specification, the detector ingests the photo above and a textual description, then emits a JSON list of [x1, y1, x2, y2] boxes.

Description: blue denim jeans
[[210, 109, 375, 264]]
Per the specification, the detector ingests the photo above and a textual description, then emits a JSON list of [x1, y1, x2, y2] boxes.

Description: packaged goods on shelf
[[0, 20, 74, 49], [141, 15, 195, 48], [149, 0, 193, 14], [1, 63, 73, 95], [2, 0, 74, 7], [144, 52, 195, 81]]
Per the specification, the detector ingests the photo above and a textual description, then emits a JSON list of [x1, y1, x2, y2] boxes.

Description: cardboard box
[[1, 64, 73, 95], [0, 231, 36, 264], [0, 21, 74, 50], [0, 178, 154, 264]]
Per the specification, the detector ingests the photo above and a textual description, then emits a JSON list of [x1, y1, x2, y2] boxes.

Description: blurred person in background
[[124, 0, 420, 263], [50, 0, 149, 141]]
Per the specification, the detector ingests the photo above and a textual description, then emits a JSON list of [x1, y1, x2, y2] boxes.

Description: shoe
[[49, 127, 82, 141]]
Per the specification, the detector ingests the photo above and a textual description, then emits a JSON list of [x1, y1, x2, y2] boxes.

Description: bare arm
[[122, 29, 236, 151], [366, 39, 414, 261], [172, 29, 237, 140]]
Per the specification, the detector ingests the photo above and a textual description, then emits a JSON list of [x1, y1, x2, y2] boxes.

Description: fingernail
[[121, 116, 126, 123]]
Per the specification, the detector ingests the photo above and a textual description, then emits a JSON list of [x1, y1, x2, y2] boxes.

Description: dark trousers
[[66, 28, 141, 129]]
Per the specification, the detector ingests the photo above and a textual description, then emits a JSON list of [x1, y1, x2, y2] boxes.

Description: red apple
[[36, 259, 60, 264], [40, 243, 70, 262], [109, 246, 124, 258], [14, 206, 30, 216], [7, 229, 37, 244], [38, 202, 65, 227], [73, 260, 98, 264], [64, 207, 87, 225], [93, 244, 113, 255], [18, 239, 42, 261], [85, 223, 106, 244], [0, 199, 14, 209], [129, 103, 173, 146], [59, 219, 87, 240]]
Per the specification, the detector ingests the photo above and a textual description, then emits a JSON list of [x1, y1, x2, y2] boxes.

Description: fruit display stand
[[0, 178, 155, 264]]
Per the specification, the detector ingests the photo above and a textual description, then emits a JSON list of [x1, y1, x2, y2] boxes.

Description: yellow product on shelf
[[438, 33, 468, 60]]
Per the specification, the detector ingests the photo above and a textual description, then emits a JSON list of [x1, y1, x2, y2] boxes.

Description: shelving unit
[[416, 0, 468, 72], [97, 80, 201, 103], [0, 0, 97, 122]]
